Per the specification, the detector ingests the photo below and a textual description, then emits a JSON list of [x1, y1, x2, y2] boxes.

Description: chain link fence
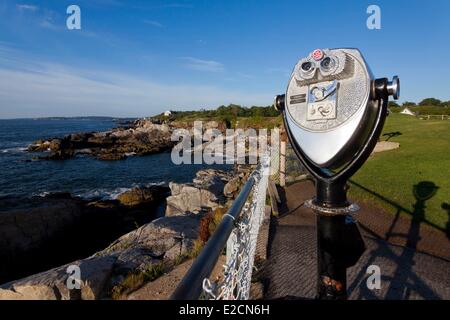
[[197, 133, 307, 300], [202, 155, 270, 300], [269, 132, 280, 184]]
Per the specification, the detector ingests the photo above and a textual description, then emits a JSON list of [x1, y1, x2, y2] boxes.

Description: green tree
[[440, 100, 450, 107], [402, 101, 416, 107], [419, 98, 442, 106], [388, 101, 400, 108]]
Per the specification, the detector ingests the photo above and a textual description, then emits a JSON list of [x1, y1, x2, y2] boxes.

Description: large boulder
[[165, 169, 232, 216], [0, 214, 201, 300], [0, 196, 83, 265], [101, 214, 201, 262], [116, 185, 169, 207], [165, 183, 219, 216], [193, 169, 230, 194], [0, 185, 169, 285], [0, 255, 116, 300], [223, 176, 242, 198], [27, 139, 50, 152], [48, 138, 62, 151]]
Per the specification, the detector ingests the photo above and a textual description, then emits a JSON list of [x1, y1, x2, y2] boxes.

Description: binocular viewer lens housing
[[273, 49, 400, 296], [276, 48, 399, 170]]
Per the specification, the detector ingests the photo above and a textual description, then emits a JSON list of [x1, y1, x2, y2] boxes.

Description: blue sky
[[0, 0, 449, 118]]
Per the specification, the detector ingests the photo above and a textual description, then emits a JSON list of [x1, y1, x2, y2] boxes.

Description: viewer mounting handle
[[387, 75, 400, 100], [372, 75, 400, 100]]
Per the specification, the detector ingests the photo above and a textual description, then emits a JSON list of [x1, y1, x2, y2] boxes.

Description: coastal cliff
[[0, 185, 169, 284], [0, 167, 250, 300], [0, 113, 257, 299]]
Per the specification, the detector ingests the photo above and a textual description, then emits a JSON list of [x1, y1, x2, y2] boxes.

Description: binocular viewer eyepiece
[[275, 48, 399, 173], [274, 48, 400, 299]]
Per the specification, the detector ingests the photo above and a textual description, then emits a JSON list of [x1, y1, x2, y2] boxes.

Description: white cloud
[[0, 48, 271, 118], [158, 3, 193, 9], [237, 72, 254, 79], [16, 4, 39, 11], [39, 17, 58, 30], [180, 57, 224, 72], [265, 67, 291, 77], [143, 20, 164, 28]]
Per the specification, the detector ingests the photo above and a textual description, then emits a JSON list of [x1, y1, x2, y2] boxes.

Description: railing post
[[279, 128, 286, 187]]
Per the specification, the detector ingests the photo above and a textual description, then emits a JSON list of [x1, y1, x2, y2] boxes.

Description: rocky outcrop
[[223, 176, 242, 198], [165, 169, 232, 216], [165, 183, 220, 216], [100, 214, 201, 263], [223, 164, 253, 198], [28, 121, 174, 161], [0, 214, 201, 300], [0, 168, 237, 299], [116, 185, 168, 207], [0, 185, 169, 284]]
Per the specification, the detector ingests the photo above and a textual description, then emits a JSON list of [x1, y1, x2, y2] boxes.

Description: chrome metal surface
[[305, 199, 360, 215], [387, 75, 400, 100], [285, 48, 374, 167]]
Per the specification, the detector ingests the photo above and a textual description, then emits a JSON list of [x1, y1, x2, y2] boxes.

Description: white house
[[400, 107, 415, 116], [163, 110, 172, 117]]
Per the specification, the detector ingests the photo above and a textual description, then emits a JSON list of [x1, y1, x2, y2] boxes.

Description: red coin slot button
[[312, 49, 323, 61]]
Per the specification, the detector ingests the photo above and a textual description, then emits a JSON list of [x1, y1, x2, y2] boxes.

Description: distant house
[[163, 110, 172, 117], [400, 107, 415, 116]]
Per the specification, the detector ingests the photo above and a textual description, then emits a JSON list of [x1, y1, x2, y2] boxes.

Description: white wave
[[75, 181, 166, 200], [124, 152, 136, 157], [34, 191, 51, 197], [0, 146, 27, 153]]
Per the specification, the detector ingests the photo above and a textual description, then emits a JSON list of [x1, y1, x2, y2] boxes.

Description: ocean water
[[0, 118, 230, 199]]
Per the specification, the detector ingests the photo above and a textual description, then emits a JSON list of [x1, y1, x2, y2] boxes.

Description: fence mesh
[[269, 127, 281, 185], [202, 154, 270, 300], [285, 142, 307, 183]]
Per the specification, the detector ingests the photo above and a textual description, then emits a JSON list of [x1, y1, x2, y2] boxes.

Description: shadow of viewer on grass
[[407, 181, 439, 248], [348, 180, 442, 299], [382, 131, 402, 141], [382, 181, 440, 299]]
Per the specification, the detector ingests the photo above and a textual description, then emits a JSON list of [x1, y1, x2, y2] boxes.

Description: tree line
[[153, 104, 280, 124], [389, 98, 450, 108], [153, 97, 450, 121]]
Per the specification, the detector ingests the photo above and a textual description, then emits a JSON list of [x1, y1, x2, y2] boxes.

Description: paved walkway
[[260, 180, 450, 300]]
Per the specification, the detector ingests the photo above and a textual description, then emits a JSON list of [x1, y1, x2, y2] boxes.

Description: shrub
[[143, 262, 165, 281], [111, 272, 145, 300], [111, 262, 165, 300], [210, 207, 225, 235], [198, 212, 214, 243], [189, 239, 205, 258], [198, 207, 226, 244]]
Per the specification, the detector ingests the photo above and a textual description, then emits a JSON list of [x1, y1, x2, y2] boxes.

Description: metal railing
[[171, 156, 270, 300]]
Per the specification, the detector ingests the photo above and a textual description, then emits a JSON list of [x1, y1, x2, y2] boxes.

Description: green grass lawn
[[349, 113, 450, 233]]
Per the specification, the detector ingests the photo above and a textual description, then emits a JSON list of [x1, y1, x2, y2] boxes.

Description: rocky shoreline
[[0, 167, 251, 299], [0, 115, 255, 299], [27, 119, 175, 161]]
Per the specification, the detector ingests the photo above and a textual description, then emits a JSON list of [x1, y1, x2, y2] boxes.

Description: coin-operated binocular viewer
[[274, 48, 399, 299]]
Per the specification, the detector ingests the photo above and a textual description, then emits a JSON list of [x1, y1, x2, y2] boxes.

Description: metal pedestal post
[[307, 180, 365, 300]]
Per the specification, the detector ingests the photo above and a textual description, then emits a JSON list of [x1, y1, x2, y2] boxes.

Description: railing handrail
[[170, 167, 259, 300]]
